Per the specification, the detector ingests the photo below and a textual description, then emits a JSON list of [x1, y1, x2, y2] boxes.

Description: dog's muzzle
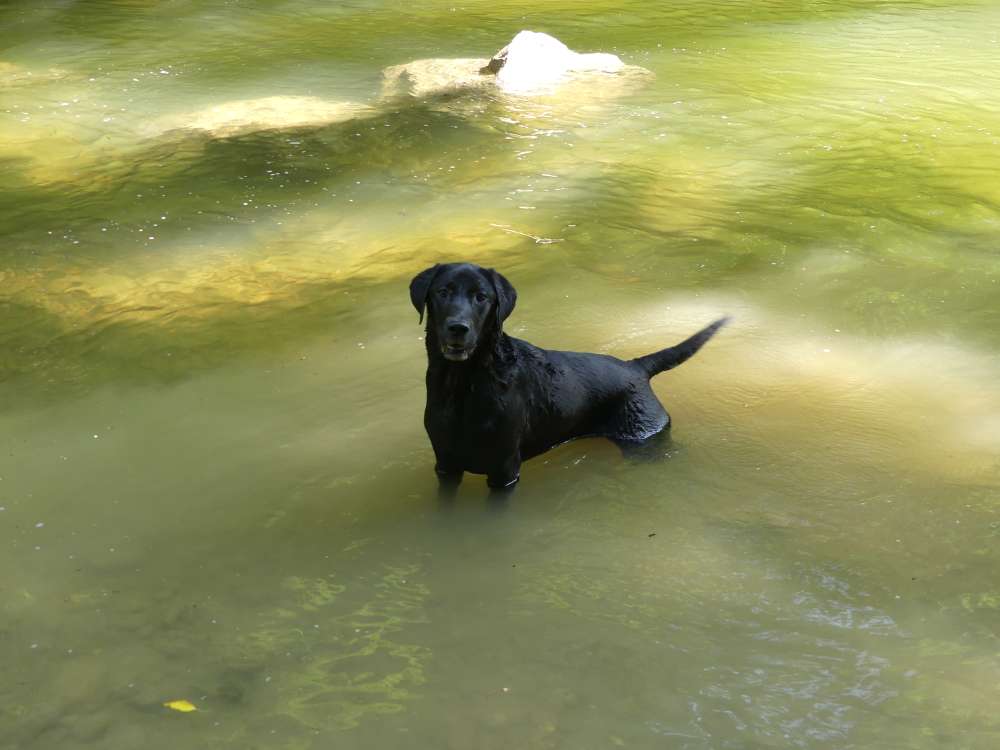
[[442, 320, 474, 361], [441, 343, 472, 361]]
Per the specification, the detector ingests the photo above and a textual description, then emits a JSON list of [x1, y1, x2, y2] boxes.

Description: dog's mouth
[[441, 343, 472, 361]]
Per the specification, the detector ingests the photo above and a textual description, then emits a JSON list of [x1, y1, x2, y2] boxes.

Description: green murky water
[[2, 1, 999, 747]]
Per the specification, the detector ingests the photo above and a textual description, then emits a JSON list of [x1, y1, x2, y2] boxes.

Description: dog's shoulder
[[500, 334, 551, 371]]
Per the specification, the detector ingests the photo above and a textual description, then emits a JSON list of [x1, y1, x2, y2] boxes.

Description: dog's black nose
[[447, 322, 470, 336]]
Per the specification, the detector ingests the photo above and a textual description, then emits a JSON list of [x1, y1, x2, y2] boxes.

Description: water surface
[[2, 1, 999, 748]]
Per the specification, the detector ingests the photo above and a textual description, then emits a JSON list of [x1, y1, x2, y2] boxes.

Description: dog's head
[[409, 262, 517, 362]]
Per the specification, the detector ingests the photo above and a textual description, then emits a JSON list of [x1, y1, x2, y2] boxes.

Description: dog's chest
[[425, 374, 509, 448]]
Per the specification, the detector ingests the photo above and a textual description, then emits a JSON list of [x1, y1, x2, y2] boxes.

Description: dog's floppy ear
[[409, 264, 442, 324], [488, 268, 517, 329]]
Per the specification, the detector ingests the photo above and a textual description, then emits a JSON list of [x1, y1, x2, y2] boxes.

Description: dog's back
[[510, 339, 677, 457]]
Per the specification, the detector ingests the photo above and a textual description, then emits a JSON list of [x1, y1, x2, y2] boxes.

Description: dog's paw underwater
[[410, 262, 729, 490]]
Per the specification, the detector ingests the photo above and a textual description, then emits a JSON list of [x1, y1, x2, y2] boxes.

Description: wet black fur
[[410, 262, 728, 490]]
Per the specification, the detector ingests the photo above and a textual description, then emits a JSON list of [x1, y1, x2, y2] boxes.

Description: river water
[[2, 1, 999, 748]]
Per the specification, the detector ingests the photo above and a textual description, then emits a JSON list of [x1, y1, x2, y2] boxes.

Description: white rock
[[492, 30, 626, 94]]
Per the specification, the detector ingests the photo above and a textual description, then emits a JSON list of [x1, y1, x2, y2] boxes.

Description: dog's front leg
[[436, 471, 463, 500], [433, 455, 464, 499], [433, 450, 465, 480]]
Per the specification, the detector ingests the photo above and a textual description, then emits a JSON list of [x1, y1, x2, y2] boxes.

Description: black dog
[[410, 262, 728, 489]]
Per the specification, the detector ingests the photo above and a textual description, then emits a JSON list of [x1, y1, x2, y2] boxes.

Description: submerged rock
[[381, 57, 491, 99], [381, 30, 650, 100], [0, 61, 70, 87], [151, 96, 374, 138], [144, 32, 647, 141]]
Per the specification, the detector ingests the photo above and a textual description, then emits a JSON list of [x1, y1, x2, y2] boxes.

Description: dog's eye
[[474, 292, 488, 303], [437, 288, 449, 298]]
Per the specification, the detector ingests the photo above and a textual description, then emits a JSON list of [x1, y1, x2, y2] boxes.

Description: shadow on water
[[5, 129, 1000, 407], [2, 0, 982, 69], [0, 99, 504, 256]]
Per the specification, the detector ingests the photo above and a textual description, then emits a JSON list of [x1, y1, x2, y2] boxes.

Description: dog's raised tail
[[631, 317, 730, 378]]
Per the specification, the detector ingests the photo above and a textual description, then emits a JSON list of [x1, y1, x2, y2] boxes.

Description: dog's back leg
[[603, 381, 671, 443], [612, 429, 673, 463], [487, 451, 521, 491]]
